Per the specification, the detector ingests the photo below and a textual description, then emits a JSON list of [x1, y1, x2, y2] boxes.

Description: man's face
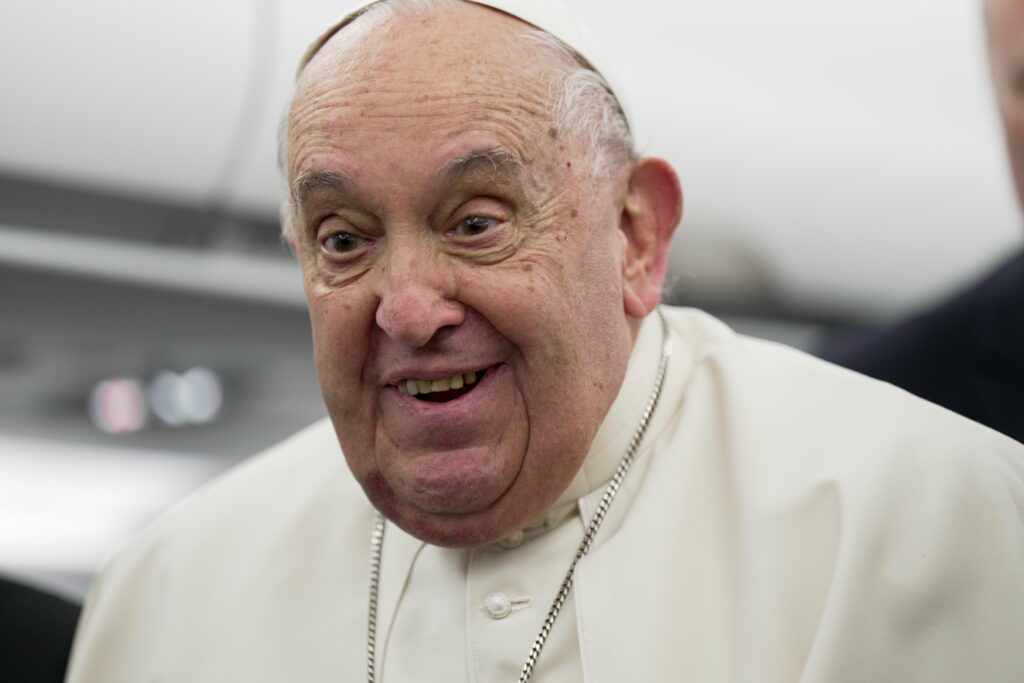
[[286, 4, 638, 546], [988, 0, 1024, 209]]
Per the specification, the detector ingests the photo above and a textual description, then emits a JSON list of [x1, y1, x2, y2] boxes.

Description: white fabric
[[67, 307, 1024, 682], [382, 314, 670, 682], [296, 0, 635, 133]]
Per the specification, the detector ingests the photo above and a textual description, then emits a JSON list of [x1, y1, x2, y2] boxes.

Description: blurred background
[[1, 0, 1019, 603]]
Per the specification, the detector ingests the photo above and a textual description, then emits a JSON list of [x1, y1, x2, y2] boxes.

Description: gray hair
[[280, 0, 635, 242]]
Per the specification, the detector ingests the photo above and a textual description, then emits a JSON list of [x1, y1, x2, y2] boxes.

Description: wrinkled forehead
[[295, 0, 632, 127], [285, 4, 570, 179], [296, 2, 545, 93]]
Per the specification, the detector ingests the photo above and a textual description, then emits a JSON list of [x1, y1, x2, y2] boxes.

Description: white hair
[[522, 28, 635, 177], [280, 0, 635, 241]]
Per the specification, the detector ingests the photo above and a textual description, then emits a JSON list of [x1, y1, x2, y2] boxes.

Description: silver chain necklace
[[366, 309, 672, 683]]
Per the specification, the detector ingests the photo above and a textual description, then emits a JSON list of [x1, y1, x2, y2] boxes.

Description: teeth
[[397, 370, 482, 396]]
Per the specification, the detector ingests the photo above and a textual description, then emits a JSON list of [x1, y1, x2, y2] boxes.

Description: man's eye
[[323, 232, 364, 254], [455, 216, 496, 237]]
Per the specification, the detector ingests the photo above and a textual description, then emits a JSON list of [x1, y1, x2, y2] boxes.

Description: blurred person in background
[[0, 575, 79, 682], [66, 1, 1024, 681], [822, 0, 1024, 443]]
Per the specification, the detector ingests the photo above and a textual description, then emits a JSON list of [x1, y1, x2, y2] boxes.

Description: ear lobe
[[619, 157, 683, 319]]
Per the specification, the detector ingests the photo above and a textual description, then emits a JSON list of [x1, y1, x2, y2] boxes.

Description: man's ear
[[619, 157, 683, 319]]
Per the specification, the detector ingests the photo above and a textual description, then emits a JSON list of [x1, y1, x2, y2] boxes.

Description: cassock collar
[[550, 311, 667, 510], [514, 307, 692, 542]]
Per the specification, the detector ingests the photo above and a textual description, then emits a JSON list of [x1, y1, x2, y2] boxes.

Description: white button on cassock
[[484, 592, 512, 619]]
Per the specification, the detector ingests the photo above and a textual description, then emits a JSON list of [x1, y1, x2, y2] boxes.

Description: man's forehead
[[296, 0, 634, 133], [291, 3, 552, 124], [301, 5, 537, 85], [286, 8, 563, 186]]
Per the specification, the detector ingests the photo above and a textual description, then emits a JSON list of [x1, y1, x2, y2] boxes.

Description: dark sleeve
[[0, 576, 82, 683], [819, 251, 1024, 443]]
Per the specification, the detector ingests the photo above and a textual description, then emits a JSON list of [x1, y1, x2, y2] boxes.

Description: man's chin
[[363, 475, 538, 548], [376, 439, 527, 507]]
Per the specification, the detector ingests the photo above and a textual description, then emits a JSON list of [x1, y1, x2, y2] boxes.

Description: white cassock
[[67, 307, 1024, 682]]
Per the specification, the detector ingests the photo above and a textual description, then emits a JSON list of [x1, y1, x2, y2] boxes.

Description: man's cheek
[[310, 327, 369, 418], [310, 289, 372, 345], [465, 251, 566, 313]]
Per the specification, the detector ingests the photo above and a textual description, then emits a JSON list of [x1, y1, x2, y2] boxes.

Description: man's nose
[[374, 248, 465, 347]]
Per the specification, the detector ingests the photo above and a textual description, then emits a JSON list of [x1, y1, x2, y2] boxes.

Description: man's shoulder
[[620, 312, 1024, 683], [68, 419, 374, 681], [662, 305, 1024, 479], [101, 417, 370, 583]]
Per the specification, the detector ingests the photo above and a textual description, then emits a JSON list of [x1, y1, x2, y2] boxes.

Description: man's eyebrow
[[292, 151, 521, 206], [291, 169, 358, 208], [437, 148, 524, 182]]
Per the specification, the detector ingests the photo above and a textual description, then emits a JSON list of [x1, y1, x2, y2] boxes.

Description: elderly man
[[68, 1, 1024, 681]]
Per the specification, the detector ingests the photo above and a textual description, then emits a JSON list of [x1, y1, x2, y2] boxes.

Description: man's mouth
[[395, 368, 489, 403]]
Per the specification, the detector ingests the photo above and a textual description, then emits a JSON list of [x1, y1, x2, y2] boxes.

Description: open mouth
[[396, 367, 490, 403]]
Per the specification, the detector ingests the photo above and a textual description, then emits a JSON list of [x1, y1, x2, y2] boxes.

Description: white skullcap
[[296, 0, 633, 133]]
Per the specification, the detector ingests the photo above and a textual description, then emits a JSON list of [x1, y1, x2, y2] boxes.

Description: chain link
[[366, 514, 385, 683], [518, 309, 671, 682]]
